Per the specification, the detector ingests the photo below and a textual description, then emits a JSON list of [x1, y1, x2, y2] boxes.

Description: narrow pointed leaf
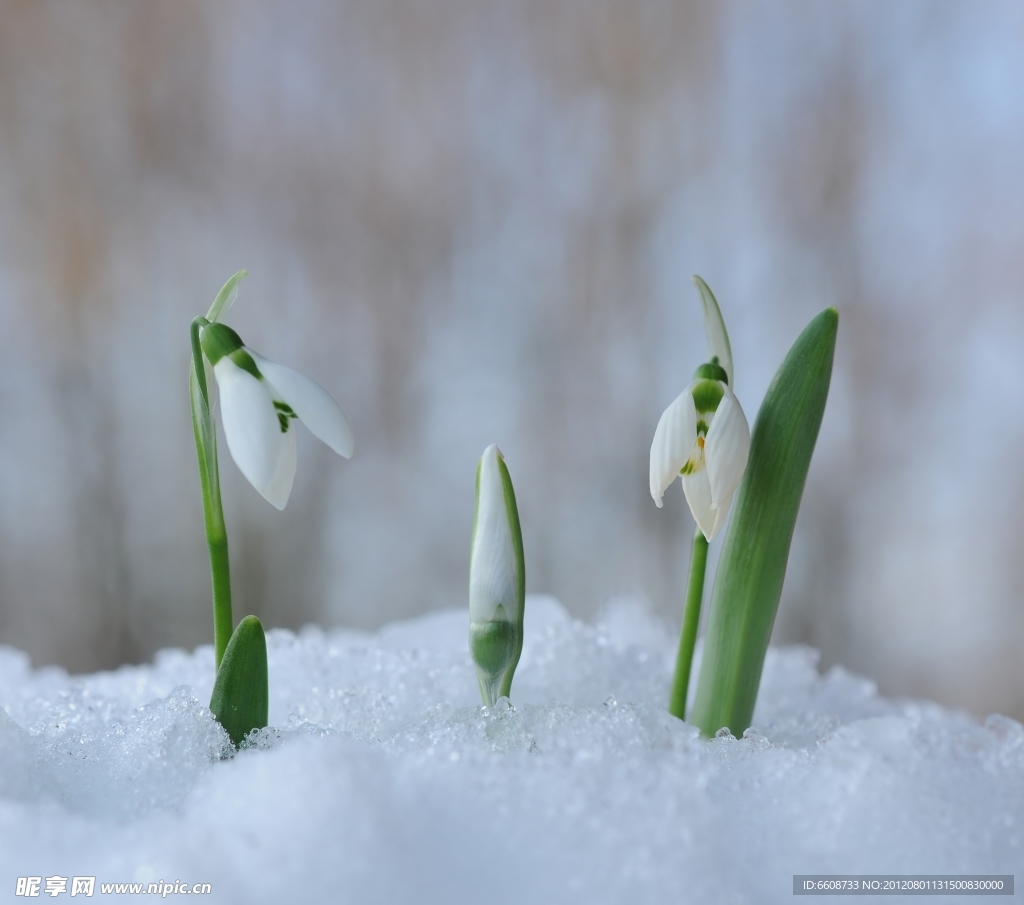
[[206, 270, 248, 323], [210, 615, 269, 746], [692, 278, 733, 386], [692, 275, 734, 386], [690, 308, 838, 738]]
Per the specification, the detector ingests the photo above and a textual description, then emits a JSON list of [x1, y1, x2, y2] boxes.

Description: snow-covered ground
[[0, 596, 1020, 903]]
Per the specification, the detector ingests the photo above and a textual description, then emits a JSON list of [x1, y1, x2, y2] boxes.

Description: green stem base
[[669, 527, 708, 721]]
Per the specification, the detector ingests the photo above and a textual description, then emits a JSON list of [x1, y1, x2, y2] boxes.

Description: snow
[[0, 596, 1020, 903]]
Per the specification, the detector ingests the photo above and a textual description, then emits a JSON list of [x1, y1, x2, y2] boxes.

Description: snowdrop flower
[[468, 444, 525, 706], [199, 322, 353, 510], [650, 277, 750, 541]]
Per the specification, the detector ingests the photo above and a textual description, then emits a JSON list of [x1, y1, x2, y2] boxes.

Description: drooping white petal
[[692, 275, 734, 385], [681, 468, 719, 540], [250, 353, 354, 458], [650, 390, 697, 508], [469, 445, 521, 624], [704, 385, 750, 511], [261, 422, 297, 510], [214, 358, 291, 503]]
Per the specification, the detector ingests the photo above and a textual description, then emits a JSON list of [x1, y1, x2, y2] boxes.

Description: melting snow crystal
[[0, 596, 1020, 903]]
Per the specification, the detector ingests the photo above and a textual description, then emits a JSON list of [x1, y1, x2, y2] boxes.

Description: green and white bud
[[469, 444, 525, 706]]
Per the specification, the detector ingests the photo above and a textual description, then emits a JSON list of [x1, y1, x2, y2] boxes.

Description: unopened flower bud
[[468, 444, 525, 706]]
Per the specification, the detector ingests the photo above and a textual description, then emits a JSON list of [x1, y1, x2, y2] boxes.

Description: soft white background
[[0, 1, 1022, 719]]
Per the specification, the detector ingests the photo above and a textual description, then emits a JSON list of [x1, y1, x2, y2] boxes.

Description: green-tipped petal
[[251, 352, 354, 459], [693, 275, 734, 386]]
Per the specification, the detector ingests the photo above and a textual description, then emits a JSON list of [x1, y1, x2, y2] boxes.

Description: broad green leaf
[[690, 308, 838, 738], [209, 615, 269, 746]]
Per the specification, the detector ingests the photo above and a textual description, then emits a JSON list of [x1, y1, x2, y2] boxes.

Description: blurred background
[[0, 1, 1023, 718]]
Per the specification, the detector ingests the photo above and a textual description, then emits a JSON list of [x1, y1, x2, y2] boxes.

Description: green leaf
[[692, 275, 734, 386], [210, 615, 269, 746], [497, 453, 526, 628], [206, 270, 248, 323], [690, 307, 838, 738]]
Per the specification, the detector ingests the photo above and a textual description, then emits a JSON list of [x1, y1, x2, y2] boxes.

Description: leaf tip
[[805, 306, 840, 344]]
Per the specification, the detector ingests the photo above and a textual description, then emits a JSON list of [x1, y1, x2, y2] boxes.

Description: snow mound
[[0, 595, 1020, 903]]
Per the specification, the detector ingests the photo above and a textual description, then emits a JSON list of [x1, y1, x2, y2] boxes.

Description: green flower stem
[[668, 526, 708, 721], [690, 308, 838, 738], [189, 272, 268, 746], [190, 316, 233, 668]]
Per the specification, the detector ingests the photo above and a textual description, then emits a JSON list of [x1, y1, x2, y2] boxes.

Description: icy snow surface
[[0, 596, 1021, 903]]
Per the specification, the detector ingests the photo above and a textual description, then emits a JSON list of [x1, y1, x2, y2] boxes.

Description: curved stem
[[669, 526, 708, 721], [190, 318, 233, 668]]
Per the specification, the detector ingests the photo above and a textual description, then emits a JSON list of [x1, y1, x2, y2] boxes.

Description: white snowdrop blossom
[[649, 278, 750, 541], [200, 322, 353, 510]]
